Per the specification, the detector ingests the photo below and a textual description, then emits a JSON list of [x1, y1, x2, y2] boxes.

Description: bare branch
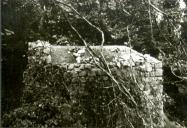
[[126, 25, 132, 47], [148, 1, 168, 16], [55, 0, 105, 46], [148, 0, 154, 41], [55, 0, 138, 112]]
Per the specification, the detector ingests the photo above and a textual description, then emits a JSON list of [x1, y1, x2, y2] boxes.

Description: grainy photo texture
[[1, 0, 187, 127]]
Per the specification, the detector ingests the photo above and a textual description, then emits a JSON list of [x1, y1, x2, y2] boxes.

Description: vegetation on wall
[[2, 45, 163, 128], [2, 0, 187, 127]]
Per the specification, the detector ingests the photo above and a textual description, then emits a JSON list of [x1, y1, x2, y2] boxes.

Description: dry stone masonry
[[27, 40, 164, 128]]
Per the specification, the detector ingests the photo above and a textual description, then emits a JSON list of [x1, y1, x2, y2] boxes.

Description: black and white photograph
[[1, 0, 187, 127]]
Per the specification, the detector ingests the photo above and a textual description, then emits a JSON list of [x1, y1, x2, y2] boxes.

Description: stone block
[[79, 71, 87, 77], [60, 64, 68, 69], [74, 68, 81, 72], [154, 63, 162, 69], [88, 71, 96, 77], [145, 69, 163, 77], [72, 71, 78, 78], [84, 64, 92, 70], [110, 68, 117, 75], [79, 64, 85, 70], [68, 64, 74, 70], [108, 62, 115, 68], [74, 63, 80, 68]]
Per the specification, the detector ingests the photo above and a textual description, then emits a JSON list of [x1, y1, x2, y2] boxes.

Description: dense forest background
[[1, 0, 187, 127]]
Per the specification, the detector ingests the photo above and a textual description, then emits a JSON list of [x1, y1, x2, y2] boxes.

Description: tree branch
[[148, 1, 168, 16], [55, 0, 137, 108], [55, 0, 105, 46]]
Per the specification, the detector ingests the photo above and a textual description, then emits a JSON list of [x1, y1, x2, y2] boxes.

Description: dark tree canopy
[[2, 0, 187, 127]]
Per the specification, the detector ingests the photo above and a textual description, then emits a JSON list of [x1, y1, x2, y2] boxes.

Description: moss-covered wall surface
[[2, 41, 164, 128]]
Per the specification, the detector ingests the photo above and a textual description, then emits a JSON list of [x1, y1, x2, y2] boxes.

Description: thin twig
[[56, 0, 105, 46], [148, 1, 168, 16], [148, 0, 154, 42], [55, 0, 138, 111], [126, 25, 132, 47]]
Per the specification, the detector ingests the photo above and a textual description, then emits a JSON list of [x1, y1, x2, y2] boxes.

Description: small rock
[[76, 57, 82, 63], [79, 64, 85, 70], [108, 62, 114, 68], [88, 71, 96, 77], [139, 63, 152, 72], [74, 63, 80, 68], [68, 64, 74, 70], [85, 64, 92, 70], [73, 52, 79, 57], [77, 48, 85, 54], [155, 69, 163, 76], [72, 72, 78, 77], [60, 64, 68, 69], [75, 68, 81, 72]]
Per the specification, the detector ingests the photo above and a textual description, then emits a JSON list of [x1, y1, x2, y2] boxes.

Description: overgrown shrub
[[2, 42, 163, 128]]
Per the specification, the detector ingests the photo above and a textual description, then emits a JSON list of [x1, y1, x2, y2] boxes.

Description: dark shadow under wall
[[2, 37, 28, 114], [163, 66, 187, 126]]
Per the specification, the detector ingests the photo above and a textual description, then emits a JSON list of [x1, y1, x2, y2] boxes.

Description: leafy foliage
[[2, 45, 158, 128], [2, 0, 187, 127]]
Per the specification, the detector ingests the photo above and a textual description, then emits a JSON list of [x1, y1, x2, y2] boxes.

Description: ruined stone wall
[[27, 41, 164, 127]]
